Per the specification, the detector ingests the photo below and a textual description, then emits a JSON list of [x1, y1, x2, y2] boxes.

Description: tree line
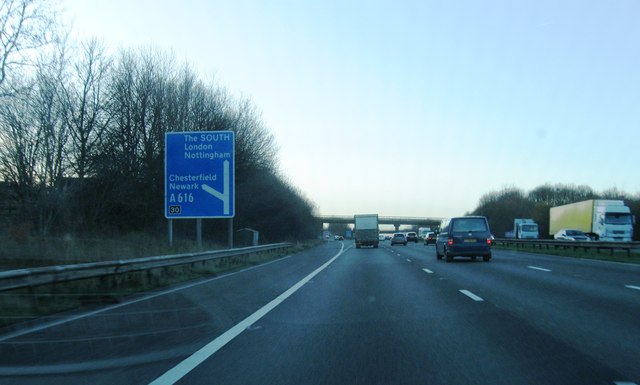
[[0, 1, 318, 242], [469, 184, 640, 240]]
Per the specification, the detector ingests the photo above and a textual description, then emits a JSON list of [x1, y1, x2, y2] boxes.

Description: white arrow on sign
[[202, 160, 230, 215]]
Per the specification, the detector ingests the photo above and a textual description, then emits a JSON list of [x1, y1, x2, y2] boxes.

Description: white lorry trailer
[[506, 218, 539, 239], [354, 214, 379, 248], [418, 227, 432, 239], [549, 199, 634, 241]]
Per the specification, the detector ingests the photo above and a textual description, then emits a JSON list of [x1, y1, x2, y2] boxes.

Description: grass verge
[[0, 234, 232, 270]]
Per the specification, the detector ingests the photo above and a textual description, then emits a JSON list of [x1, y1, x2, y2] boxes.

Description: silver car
[[554, 229, 591, 241], [390, 233, 407, 246]]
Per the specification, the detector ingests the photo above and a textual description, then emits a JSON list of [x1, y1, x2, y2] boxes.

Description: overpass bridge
[[316, 215, 443, 232]]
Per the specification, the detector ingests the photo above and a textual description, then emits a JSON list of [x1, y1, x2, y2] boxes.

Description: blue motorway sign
[[165, 131, 235, 218]]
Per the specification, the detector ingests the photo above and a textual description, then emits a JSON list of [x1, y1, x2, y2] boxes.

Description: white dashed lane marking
[[459, 290, 484, 302], [527, 266, 551, 272], [625, 285, 640, 291]]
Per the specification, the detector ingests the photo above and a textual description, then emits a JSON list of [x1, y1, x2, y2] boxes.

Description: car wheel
[[471, 256, 477, 262], [404, 242, 407, 246], [436, 247, 443, 260], [445, 248, 453, 263], [483, 254, 491, 262]]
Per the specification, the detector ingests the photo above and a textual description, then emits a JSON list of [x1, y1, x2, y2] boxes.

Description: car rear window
[[451, 218, 488, 232]]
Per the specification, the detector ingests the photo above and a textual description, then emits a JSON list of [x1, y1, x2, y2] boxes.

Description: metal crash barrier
[[493, 239, 640, 257], [0, 243, 292, 292]]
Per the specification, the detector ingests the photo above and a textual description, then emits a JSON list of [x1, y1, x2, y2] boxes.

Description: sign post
[[165, 131, 235, 247]]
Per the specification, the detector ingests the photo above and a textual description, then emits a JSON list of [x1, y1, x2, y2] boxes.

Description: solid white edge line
[[459, 289, 484, 302], [422, 268, 433, 274], [148, 243, 346, 385], [0, 250, 303, 343], [527, 266, 551, 272], [613, 381, 637, 385], [625, 285, 640, 291]]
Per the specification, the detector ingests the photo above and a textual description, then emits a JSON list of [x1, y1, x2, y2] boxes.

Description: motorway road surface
[[0, 241, 639, 384]]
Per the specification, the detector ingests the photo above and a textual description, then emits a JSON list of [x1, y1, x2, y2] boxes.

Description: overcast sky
[[63, 0, 640, 218]]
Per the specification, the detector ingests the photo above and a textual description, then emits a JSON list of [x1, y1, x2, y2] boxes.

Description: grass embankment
[[0, 235, 322, 329], [1, 234, 225, 270], [493, 243, 640, 264]]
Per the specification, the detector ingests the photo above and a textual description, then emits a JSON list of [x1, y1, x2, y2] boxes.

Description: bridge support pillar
[[394, 224, 400, 232]]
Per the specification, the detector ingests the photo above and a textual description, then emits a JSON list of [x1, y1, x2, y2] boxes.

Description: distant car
[[554, 229, 591, 241], [435, 216, 492, 262], [390, 233, 407, 246], [378, 234, 386, 241], [423, 232, 436, 245], [334, 235, 344, 240], [385, 235, 391, 240], [406, 232, 418, 242]]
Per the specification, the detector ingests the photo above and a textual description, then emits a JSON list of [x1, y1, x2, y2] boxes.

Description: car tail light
[[486, 238, 492, 245], [447, 237, 454, 245]]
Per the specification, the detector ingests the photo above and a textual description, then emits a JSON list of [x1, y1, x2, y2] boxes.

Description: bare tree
[[137, 49, 174, 177], [529, 183, 596, 207], [0, 0, 59, 94], [0, 0, 65, 234], [32, 41, 72, 235], [599, 187, 630, 200], [59, 38, 111, 179], [0, 89, 39, 200], [103, 48, 172, 178], [103, 49, 138, 176], [0, 38, 70, 235], [232, 97, 277, 174], [472, 187, 532, 237], [33, 37, 69, 186]]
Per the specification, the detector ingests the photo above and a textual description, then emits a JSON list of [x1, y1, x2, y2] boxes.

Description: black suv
[[435, 216, 492, 262]]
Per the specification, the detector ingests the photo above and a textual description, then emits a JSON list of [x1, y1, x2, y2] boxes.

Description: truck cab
[[515, 219, 539, 239], [593, 202, 634, 241]]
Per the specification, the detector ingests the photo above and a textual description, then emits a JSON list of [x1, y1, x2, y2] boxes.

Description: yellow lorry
[[549, 200, 634, 241]]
